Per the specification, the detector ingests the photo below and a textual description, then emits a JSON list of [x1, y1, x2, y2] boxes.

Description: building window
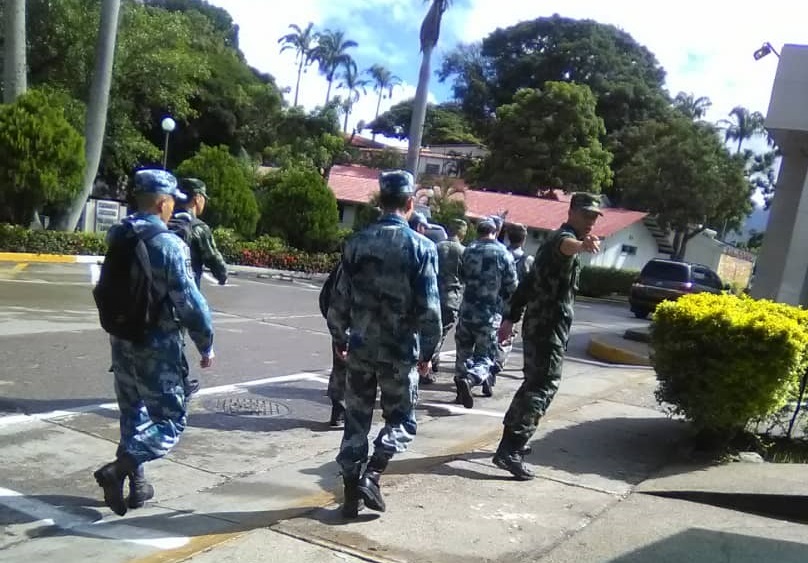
[[424, 163, 441, 175], [620, 244, 637, 255]]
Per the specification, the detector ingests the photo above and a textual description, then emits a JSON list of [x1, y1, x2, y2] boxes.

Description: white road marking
[[0, 486, 189, 549], [203, 273, 239, 287], [0, 372, 328, 428], [419, 402, 506, 418]]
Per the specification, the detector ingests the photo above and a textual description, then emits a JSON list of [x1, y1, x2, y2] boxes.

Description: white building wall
[[683, 231, 723, 270], [585, 221, 659, 271], [338, 203, 359, 230]]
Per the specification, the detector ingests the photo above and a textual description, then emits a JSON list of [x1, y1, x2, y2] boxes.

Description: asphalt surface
[[0, 261, 648, 417]]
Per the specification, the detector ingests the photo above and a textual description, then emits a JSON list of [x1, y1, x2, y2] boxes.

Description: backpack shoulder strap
[[139, 223, 168, 242]]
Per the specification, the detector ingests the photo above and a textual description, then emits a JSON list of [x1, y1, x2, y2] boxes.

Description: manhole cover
[[209, 396, 290, 418]]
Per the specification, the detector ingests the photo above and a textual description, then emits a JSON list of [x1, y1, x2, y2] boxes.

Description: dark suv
[[629, 259, 727, 319]]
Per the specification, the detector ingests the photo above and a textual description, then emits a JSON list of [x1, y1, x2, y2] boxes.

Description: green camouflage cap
[[570, 192, 603, 216], [179, 177, 209, 199]]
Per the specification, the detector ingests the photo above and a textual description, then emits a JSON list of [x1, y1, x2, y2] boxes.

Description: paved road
[[0, 261, 647, 417], [0, 261, 659, 563]]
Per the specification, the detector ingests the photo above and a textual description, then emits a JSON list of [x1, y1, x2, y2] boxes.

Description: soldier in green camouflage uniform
[[170, 178, 228, 289], [453, 218, 518, 409], [327, 170, 442, 518], [425, 218, 467, 384], [493, 193, 602, 480]]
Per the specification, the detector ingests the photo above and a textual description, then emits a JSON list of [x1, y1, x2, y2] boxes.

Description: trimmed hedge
[[652, 293, 808, 435], [0, 223, 106, 255], [0, 223, 339, 274], [578, 266, 638, 298]]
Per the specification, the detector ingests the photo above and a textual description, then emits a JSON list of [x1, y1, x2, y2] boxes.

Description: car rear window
[[641, 261, 689, 282]]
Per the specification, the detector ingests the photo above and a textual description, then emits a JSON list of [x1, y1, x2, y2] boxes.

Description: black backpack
[[93, 223, 165, 342], [167, 214, 198, 244], [319, 262, 342, 319]]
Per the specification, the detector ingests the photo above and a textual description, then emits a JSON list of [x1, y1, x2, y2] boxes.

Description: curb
[[577, 295, 630, 306], [587, 335, 652, 367], [0, 252, 103, 264], [228, 264, 329, 284]]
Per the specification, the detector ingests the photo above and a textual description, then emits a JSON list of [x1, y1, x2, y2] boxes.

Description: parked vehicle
[[629, 259, 728, 319]]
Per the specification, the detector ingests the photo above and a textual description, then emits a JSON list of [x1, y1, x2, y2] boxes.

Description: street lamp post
[[161, 116, 176, 169]]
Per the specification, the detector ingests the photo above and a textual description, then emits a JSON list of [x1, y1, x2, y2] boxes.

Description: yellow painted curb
[[587, 336, 651, 367], [0, 252, 77, 263]]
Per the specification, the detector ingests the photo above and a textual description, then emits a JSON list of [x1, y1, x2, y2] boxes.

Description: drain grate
[[212, 397, 289, 418]]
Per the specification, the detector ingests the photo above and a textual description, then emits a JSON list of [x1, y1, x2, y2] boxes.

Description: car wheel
[[633, 310, 649, 320]]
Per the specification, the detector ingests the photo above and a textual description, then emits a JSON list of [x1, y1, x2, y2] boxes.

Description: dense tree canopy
[[369, 99, 479, 145], [617, 117, 752, 259]]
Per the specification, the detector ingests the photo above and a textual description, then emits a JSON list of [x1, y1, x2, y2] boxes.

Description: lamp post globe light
[[161, 116, 176, 169]]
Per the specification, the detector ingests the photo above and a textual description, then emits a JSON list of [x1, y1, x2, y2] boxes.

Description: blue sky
[[209, 0, 806, 151]]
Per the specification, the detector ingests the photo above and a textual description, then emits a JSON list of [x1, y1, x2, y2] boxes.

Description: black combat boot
[[358, 454, 388, 512], [94, 453, 138, 516], [183, 377, 200, 398], [492, 432, 535, 481], [454, 375, 474, 409], [341, 474, 362, 518], [127, 464, 155, 509], [329, 401, 345, 427]]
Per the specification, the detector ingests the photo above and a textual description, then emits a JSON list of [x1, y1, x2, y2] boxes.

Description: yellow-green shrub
[[652, 293, 808, 434]]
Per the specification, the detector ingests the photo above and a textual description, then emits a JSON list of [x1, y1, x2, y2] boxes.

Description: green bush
[[257, 166, 340, 252], [176, 145, 259, 238], [578, 266, 638, 297], [0, 89, 86, 225], [652, 293, 808, 435], [0, 223, 106, 255]]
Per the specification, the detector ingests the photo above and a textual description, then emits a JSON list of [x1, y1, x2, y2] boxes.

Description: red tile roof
[[328, 165, 647, 238]]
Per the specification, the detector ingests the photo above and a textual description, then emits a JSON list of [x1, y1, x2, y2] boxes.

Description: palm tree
[[337, 63, 369, 133], [719, 106, 765, 154], [58, 0, 122, 232], [3, 0, 27, 103], [407, 0, 452, 174], [311, 29, 358, 106], [277, 22, 317, 107], [366, 64, 402, 138], [673, 92, 712, 120]]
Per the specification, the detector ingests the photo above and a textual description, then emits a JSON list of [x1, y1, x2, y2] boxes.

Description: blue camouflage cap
[[133, 169, 187, 201], [379, 170, 415, 197], [409, 211, 428, 229], [489, 215, 504, 231]]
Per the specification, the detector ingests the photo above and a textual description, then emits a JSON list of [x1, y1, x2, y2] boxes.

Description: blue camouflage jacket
[[458, 238, 518, 325], [327, 213, 442, 363], [106, 213, 214, 355]]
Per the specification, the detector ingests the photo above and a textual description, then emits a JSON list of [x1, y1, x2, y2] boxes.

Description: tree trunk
[[343, 105, 350, 133], [293, 58, 303, 107], [56, 0, 121, 232], [372, 89, 383, 141], [406, 44, 433, 175], [325, 77, 333, 106], [3, 0, 27, 103]]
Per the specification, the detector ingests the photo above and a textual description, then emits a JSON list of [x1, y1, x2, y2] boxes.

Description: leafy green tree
[[311, 29, 358, 105], [257, 167, 340, 251], [0, 90, 86, 225], [278, 22, 318, 107], [618, 118, 752, 259], [415, 177, 466, 227], [408, 0, 452, 173], [365, 64, 401, 139], [370, 99, 479, 145], [337, 64, 369, 133], [719, 106, 765, 154], [473, 83, 613, 195], [673, 92, 712, 120], [264, 105, 346, 175], [176, 144, 259, 238], [439, 15, 670, 138]]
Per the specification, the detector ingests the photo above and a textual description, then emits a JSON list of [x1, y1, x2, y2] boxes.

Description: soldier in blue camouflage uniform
[[493, 193, 601, 480], [453, 217, 518, 409], [426, 218, 467, 384], [327, 170, 442, 518], [94, 169, 215, 516]]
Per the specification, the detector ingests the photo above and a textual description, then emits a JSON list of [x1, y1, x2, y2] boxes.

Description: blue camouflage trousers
[[336, 355, 419, 478], [454, 317, 500, 386], [111, 334, 188, 465]]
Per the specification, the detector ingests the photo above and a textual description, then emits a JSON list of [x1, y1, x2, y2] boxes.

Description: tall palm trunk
[[3, 0, 27, 103], [372, 90, 384, 141], [325, 78, 333, 105], [57, 0, 121, 232], [294, 58, 303, 107], [406, 43, 433, 174], [343, 105, 350, 133]]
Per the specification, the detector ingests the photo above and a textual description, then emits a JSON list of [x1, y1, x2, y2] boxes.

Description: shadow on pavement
[[1, 494, 105, 526], [606, 528, 808, 563], [0, 397, 113, 416]]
